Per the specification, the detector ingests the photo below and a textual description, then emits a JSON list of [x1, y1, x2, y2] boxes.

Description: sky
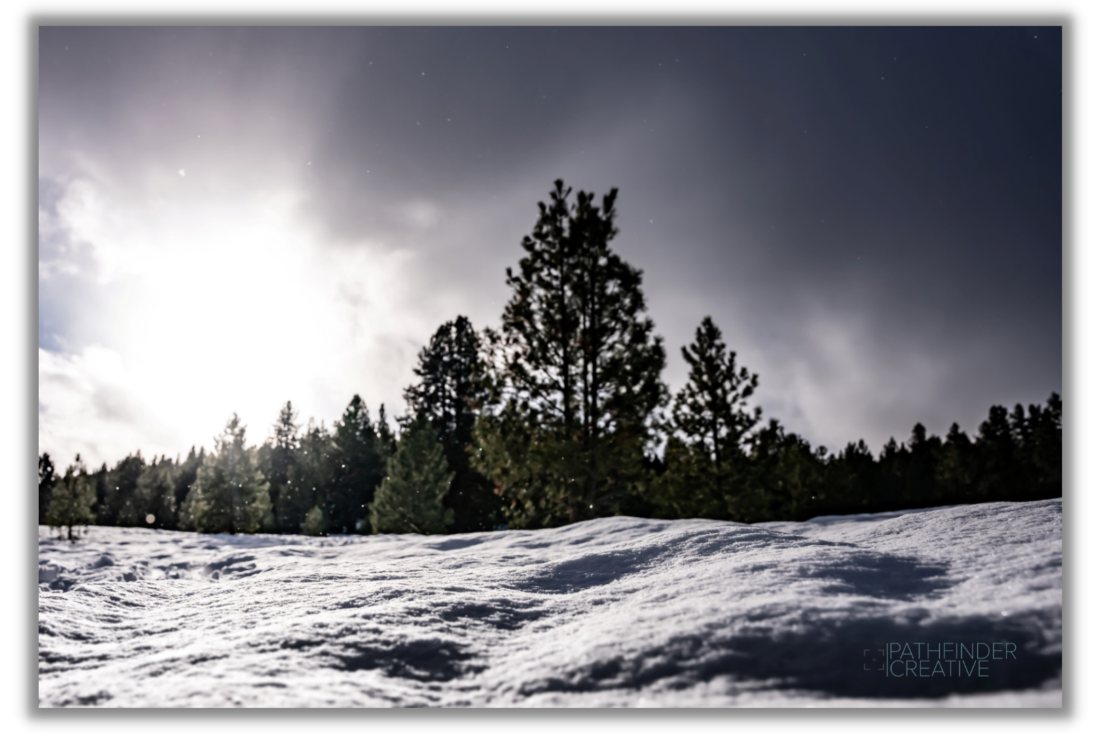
[[37, 26, 1062, 469]]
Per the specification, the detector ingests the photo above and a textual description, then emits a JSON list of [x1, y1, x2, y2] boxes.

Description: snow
[[38, 499, 1062, 707]]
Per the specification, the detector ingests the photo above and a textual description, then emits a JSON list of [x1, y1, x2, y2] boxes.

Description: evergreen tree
[[328, 396, 385, 534], [173, 447, 204, 521], [404, 316, 501, 532], [475, 180, 667, 527], [303, 505, 329, 536], [935, 423, 974, 503], [284, 419, 334, 532], [662, 316, 761, 518], [180, 414, 274, 534], [272, 401, 300, 501], [899, 423, 941, 507], [823, 439, 879, 515], [263, 401, 303, 533], [650, 435, 714, 519], [370, 416, 454, 534], [91, 463, 109, 519], [974, 404, 1019, 501], [1028, 393, 1062, 499], [376, 404, 397, 458], [47, 455, 96, 541], [38, 453, 58, 526], [99, 453, 146, 526], [133, 456, 179, 530]]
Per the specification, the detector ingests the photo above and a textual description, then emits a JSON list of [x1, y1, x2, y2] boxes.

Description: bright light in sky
[[39, 171, 432, 467]]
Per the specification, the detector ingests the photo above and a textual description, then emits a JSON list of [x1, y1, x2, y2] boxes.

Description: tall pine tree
[[284, 418, 334, 533], [328, 395, 386, 534], [404, 316, 501, 533], [657, 316, 761, 518], [475, 180, 667, 527], [262, 401, 302, 533]]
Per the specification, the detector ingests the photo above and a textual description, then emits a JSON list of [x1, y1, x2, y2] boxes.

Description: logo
[[863, 641, 1018, 678]]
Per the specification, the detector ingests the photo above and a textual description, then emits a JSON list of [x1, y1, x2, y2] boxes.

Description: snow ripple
[[38, 499, 1062, 707]]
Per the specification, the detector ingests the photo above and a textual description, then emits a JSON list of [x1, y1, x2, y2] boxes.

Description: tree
[[180, 414, 274, 534], [370, 416, 454, 534], [99, 453, 146, 526], [133, 456, 179, 530], [661, 316, 761, 517], [38, 453, 58, 526], [47, 455, 96, 541], [742, 420, 828, 522], [283, 418, 334, 533], [265, 401, 300, 525], [974, 404, 1020, 501], [935, 423, 974, 503], [1027, 393, 1062, 499], [258, 402, 308, 533], [404, 316, 501, 532], [173, 447, 204, 520], [303, 505, 328, 537], [475, 180, 668, 527], [328, 396, 386, 534]]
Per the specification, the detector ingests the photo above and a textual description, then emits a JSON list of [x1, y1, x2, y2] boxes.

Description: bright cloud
[[38, 174, 442, 468]]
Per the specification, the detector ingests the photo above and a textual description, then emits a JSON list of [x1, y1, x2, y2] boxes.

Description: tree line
[[39, 180, 1062, 539]]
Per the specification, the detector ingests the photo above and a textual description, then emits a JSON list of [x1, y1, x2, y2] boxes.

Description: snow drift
[[38, 499, 1062, 707]]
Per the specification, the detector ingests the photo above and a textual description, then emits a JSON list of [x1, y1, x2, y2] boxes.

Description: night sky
[[37, 26, 1062, 468]]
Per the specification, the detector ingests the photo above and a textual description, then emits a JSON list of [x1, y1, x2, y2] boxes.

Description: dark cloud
[[38, 26, 1061, 457]]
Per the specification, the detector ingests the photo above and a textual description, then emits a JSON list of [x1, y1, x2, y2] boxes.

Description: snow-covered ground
[[38, 499, 1062, 707]]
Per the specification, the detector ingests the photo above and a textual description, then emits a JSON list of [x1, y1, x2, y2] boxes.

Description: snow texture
[[38, 499, 1062, 707]]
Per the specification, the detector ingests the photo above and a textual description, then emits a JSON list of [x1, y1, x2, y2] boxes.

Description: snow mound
[[38, 499, 1062, 707]]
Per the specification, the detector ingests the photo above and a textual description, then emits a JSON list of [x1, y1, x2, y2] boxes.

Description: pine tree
[[302, 505, 329, 536], [264, 401, 302, 533], [47, 455, 96, 541], [664, 316, 761, 517], [975, 405, 1019, 501], [404, 316, 501, 532], [328, 396, 385, 534], [475, 180, 667, 527], [181, 414, 274, 534], [376, 404, 397, 459], [39, 453, 58, 526], [370, 416, 454, 534], [99, 453, 146, 526], [133, 456, 179, 530], [935, 423, 974, 503], [285, 419, 334, 533], [174, 447, 203, 521]]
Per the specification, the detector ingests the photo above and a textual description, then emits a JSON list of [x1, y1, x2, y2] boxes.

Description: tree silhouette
[[47, 455, 96, 541], [476, 180, 667, 527], [659, 316, 761, 517], [38, 453, 58, 526], [404, 316, 500, 532]]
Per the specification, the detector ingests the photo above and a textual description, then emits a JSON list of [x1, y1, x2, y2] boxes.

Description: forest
[[38, 180, 1063, 539]]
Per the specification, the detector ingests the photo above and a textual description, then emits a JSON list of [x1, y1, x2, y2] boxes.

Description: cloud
[[39, 346, 173, 467]]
